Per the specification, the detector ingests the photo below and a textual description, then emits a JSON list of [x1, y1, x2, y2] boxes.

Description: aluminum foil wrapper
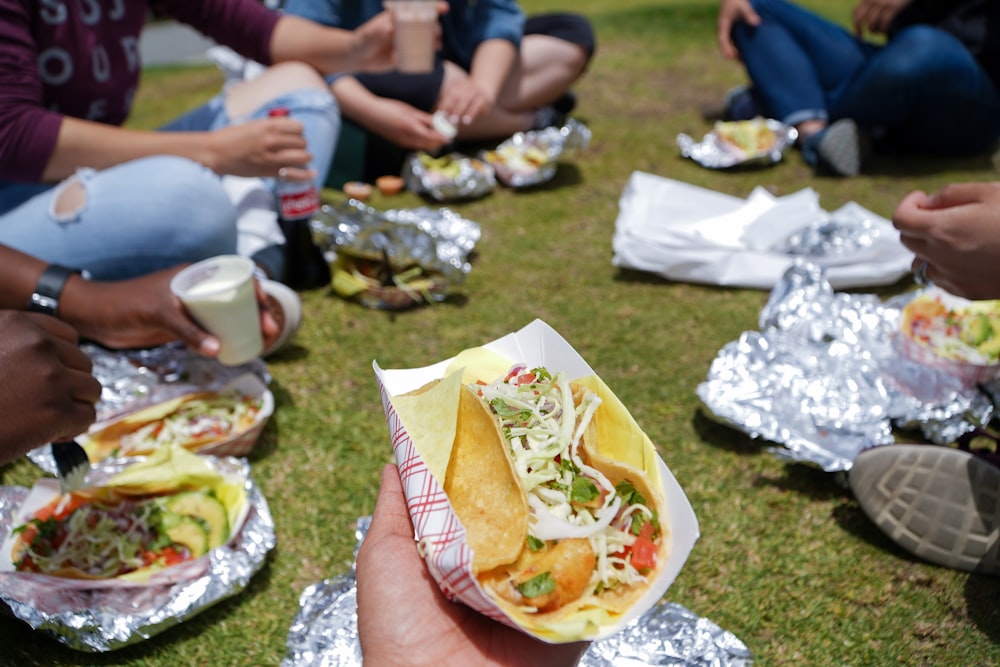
[[697, 260, 998, 472], [28, 342, 270, 474], [677, 119, 796, 169], [0, 456, 275, 652], [282, 518, 751, 667], [776, 215, 881, 260], [480, 118, 593, 188], [402, 151, 496, 201], [311, 200, 480, 309]]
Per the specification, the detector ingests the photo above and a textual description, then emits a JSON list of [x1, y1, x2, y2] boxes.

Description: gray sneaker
[[849, 444, 1000, 575], [814, 118, 862, 177]]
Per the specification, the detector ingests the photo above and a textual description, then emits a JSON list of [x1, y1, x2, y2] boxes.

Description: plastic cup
[[384, 0, 437, 74], [169, 255, 263, 366]]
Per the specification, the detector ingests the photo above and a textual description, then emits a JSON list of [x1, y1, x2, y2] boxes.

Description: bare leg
[[453, 35, 590, 142], [224, 61, 329, 119]]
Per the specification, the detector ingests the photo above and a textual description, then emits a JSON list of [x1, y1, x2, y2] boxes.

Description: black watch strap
[[28, 264, 82, 316]]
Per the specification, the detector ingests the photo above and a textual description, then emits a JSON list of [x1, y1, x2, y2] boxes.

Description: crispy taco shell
[[81, 390, 260, 461]]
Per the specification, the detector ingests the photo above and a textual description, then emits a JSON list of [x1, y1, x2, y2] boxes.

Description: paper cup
[[384, 0, 437, 74], [170, 256, 263, 366]]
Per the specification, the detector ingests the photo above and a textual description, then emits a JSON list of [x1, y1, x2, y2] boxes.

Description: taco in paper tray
[[391, 357, 669, 641], [4, 447, 248, 582]]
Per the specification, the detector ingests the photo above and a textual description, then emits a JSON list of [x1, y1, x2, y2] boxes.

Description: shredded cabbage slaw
[[475, 366, 659, 593]]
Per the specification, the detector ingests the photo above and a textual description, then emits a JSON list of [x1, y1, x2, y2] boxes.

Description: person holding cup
[[282, 0, 596, 180], [0, 244, 294, 363], [0, 0, 401, 285]]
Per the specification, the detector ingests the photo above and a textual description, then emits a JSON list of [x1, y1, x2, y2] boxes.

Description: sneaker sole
[[817, 119, 861, 177], [849, 444, 1000, 575]]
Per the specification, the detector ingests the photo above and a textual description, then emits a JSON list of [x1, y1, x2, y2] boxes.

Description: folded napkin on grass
[[612, 171, 914, 290]]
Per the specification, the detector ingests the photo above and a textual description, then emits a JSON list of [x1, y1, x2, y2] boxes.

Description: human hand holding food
[[717, 0, 761, 59], [371, 98, 451, 151], [892, 182, 1000, 300], [59, 266, 282, 358], [436, 71, 496, 129], [0, 311, 101, 465], [356, 464, 591, 667]]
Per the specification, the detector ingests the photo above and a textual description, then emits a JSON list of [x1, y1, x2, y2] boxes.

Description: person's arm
[[892, 182, 1000, 300], [0, 245, 281, 355], [43, 115, 313, 183], [331, 76, 449, 151], [0, 311, 102, 466], [435, 38, 517, 124], [717, 0, 761, 59], [270, 13, 397, 74], [851, 0, 913, 36]]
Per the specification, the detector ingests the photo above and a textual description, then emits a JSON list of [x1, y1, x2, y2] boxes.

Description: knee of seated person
[[874, 26, 959, 82], [265, 61, 330, 93], [52, 178, 87, 219]]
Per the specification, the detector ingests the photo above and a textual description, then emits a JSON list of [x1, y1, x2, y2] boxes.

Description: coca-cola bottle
[[269, 107, 331, 290]]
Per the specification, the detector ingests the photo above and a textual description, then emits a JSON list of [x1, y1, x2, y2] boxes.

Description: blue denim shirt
[[283, 0, 526, 70]]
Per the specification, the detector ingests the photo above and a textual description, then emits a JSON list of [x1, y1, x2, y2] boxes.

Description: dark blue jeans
[[731, 0, 1000, 155]]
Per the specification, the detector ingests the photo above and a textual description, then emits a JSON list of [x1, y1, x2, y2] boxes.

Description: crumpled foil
[[677, 119, 797, 169], [311, 200, 480, 309], [0, 456, 275, 652], [480, 118, 593, 188], [312, 200, 479, 284], [282, 519, 752, 666], [697, 260, 998, 472], [777, 216, 881, 259], [402, 151, 496, 201], [27, 342, 270, 475]]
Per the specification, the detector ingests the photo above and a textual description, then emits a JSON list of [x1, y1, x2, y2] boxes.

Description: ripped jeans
[[0, 88, 339, 281]]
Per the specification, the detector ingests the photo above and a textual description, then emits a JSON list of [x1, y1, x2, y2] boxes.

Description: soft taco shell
[[81, 390, 263, 462]]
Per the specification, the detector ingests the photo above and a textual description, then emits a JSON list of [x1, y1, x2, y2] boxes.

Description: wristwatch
[[28, 264, 83, 317]]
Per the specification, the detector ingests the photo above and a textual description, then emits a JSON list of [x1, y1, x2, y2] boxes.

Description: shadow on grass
[[965, 575, 1000, 643], [691, 408, 765, 458]]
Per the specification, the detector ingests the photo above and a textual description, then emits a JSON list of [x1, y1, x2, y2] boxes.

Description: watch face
[[29, 293, 59, 315], [29, 265, 81, 316]]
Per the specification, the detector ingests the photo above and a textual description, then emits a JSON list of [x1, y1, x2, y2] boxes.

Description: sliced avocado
[[164, 514, 210, 558], [962, 313, 993, 346], [978, 330, 1000, 360], [165, 491, 230, 549]]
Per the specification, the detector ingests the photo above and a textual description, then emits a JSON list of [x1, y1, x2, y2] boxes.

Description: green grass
[[3, 1, 1000, 665]]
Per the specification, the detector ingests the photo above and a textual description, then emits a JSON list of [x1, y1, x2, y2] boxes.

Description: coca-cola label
[[278, 185, 320, 220]]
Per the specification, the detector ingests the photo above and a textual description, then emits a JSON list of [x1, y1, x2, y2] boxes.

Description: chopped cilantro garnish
[[517, 571, 556, 598], [571, 477, 600, 504]]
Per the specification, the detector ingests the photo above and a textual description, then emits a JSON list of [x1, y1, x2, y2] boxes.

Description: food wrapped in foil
[[480, 118, 593, 188], [312, 200, 481, 310], [282, 518, 752, 666], [402, 151, 496, 201], [677, 118, 796, 170], [698, 260, 998, 472], [28, 342, 270, 474], [0, 456, 275, 652]]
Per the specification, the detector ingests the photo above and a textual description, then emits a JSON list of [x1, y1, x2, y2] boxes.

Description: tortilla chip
[[445, 386, 528, 572]]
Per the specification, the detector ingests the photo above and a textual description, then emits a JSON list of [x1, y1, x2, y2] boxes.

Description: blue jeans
[[731, 0, 1000, 155], [0, 88, 339, 281]]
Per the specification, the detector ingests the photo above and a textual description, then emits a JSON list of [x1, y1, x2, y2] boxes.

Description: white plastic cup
[[384, 0, 437, 74], [169, 255, 263, 366]]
